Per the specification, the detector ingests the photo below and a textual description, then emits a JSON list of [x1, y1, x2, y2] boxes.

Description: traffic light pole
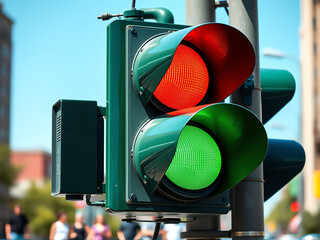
[[229, 1, 265, 239], [185, 1, 264, 239]]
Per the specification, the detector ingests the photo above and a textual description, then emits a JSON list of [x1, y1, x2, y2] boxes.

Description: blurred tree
[[266, 189, 296, 232], [30, 206, 56, 237], [0, 144, 18, 186], [302, 210, 320, 235], [17, 181, 75, 238], [105, 214, 121, 237], [0, 145, 18, 240]]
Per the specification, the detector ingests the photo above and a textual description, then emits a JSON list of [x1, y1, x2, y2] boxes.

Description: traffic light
[[290, 198, 300, 213], [260, 69, 305, 201], [105, 12, 268, 216], [50, 8, 305, 218]]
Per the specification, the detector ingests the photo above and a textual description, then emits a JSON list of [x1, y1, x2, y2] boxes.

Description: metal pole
[[185, 217, 221, 239], [229, 1, 264, 239], [185, 0, 215, 24], [184, 1, 221, 238]]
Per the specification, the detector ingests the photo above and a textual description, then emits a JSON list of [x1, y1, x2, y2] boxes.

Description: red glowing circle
[[153, 44, 209, 110], [290, 201, 300, 213]]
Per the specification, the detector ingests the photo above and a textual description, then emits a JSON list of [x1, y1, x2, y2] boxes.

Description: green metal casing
[[52, 100, 103, 199], [261, 68, 296, 124], [105, 19, 268, 217], [264, 139, 305, 201], [260, 69, 305, 200], [106, 20, 231, 217]]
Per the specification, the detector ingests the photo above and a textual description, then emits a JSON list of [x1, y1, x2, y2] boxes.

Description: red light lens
[[290, 201, 299, 213], [153, 44, 209, 110]]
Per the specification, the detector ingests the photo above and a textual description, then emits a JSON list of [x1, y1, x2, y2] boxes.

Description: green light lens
[[165, 125, 222, 190]]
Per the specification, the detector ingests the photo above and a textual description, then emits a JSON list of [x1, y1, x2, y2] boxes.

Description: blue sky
[[2, 0, 300, 215]]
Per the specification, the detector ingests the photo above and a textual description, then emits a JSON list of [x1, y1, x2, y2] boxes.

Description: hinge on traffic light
[[240, 75, 254, 106]]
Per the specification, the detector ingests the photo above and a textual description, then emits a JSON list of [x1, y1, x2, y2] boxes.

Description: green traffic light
[[133, 103, 268, 199], [165, 125, 222, 190]]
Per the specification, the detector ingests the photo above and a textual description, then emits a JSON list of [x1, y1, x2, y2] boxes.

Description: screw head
[[130, 28, 137, 36], [130, 193, 137, 202]]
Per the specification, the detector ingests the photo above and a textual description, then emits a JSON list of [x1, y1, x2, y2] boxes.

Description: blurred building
[[0, 3, 12, 239], [0, 4, 12, 144], [301, 0, 320, 214], [10, 151, 52, 198]]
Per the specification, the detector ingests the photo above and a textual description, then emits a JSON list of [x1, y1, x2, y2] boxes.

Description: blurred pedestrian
[[88, 214, 112, 240], [117, 222, 142, 240], [5, 204, 30, 240], [164, 223, 185, 240], [49, 211, 70, 240], [70, 213, 91, 240]]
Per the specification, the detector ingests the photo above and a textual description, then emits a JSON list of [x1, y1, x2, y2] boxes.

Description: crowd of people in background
[[5, 204, 185, 240]]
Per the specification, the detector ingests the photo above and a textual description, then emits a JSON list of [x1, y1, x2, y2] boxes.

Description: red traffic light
[[290, 201, 300, 213], [153, 43, 210, 110], [133, 23, 255, 111]]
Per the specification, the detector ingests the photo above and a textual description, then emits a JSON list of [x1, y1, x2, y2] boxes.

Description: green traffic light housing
[[261, 69, 296, 124], [260, 69, 305, 200], [104, 15, 268, 216], [129, 21, 267, 204], [264, 139, 305, 201]]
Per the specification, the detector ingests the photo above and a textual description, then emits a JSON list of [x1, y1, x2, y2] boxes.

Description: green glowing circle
[[165, 125, 222, 190]]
